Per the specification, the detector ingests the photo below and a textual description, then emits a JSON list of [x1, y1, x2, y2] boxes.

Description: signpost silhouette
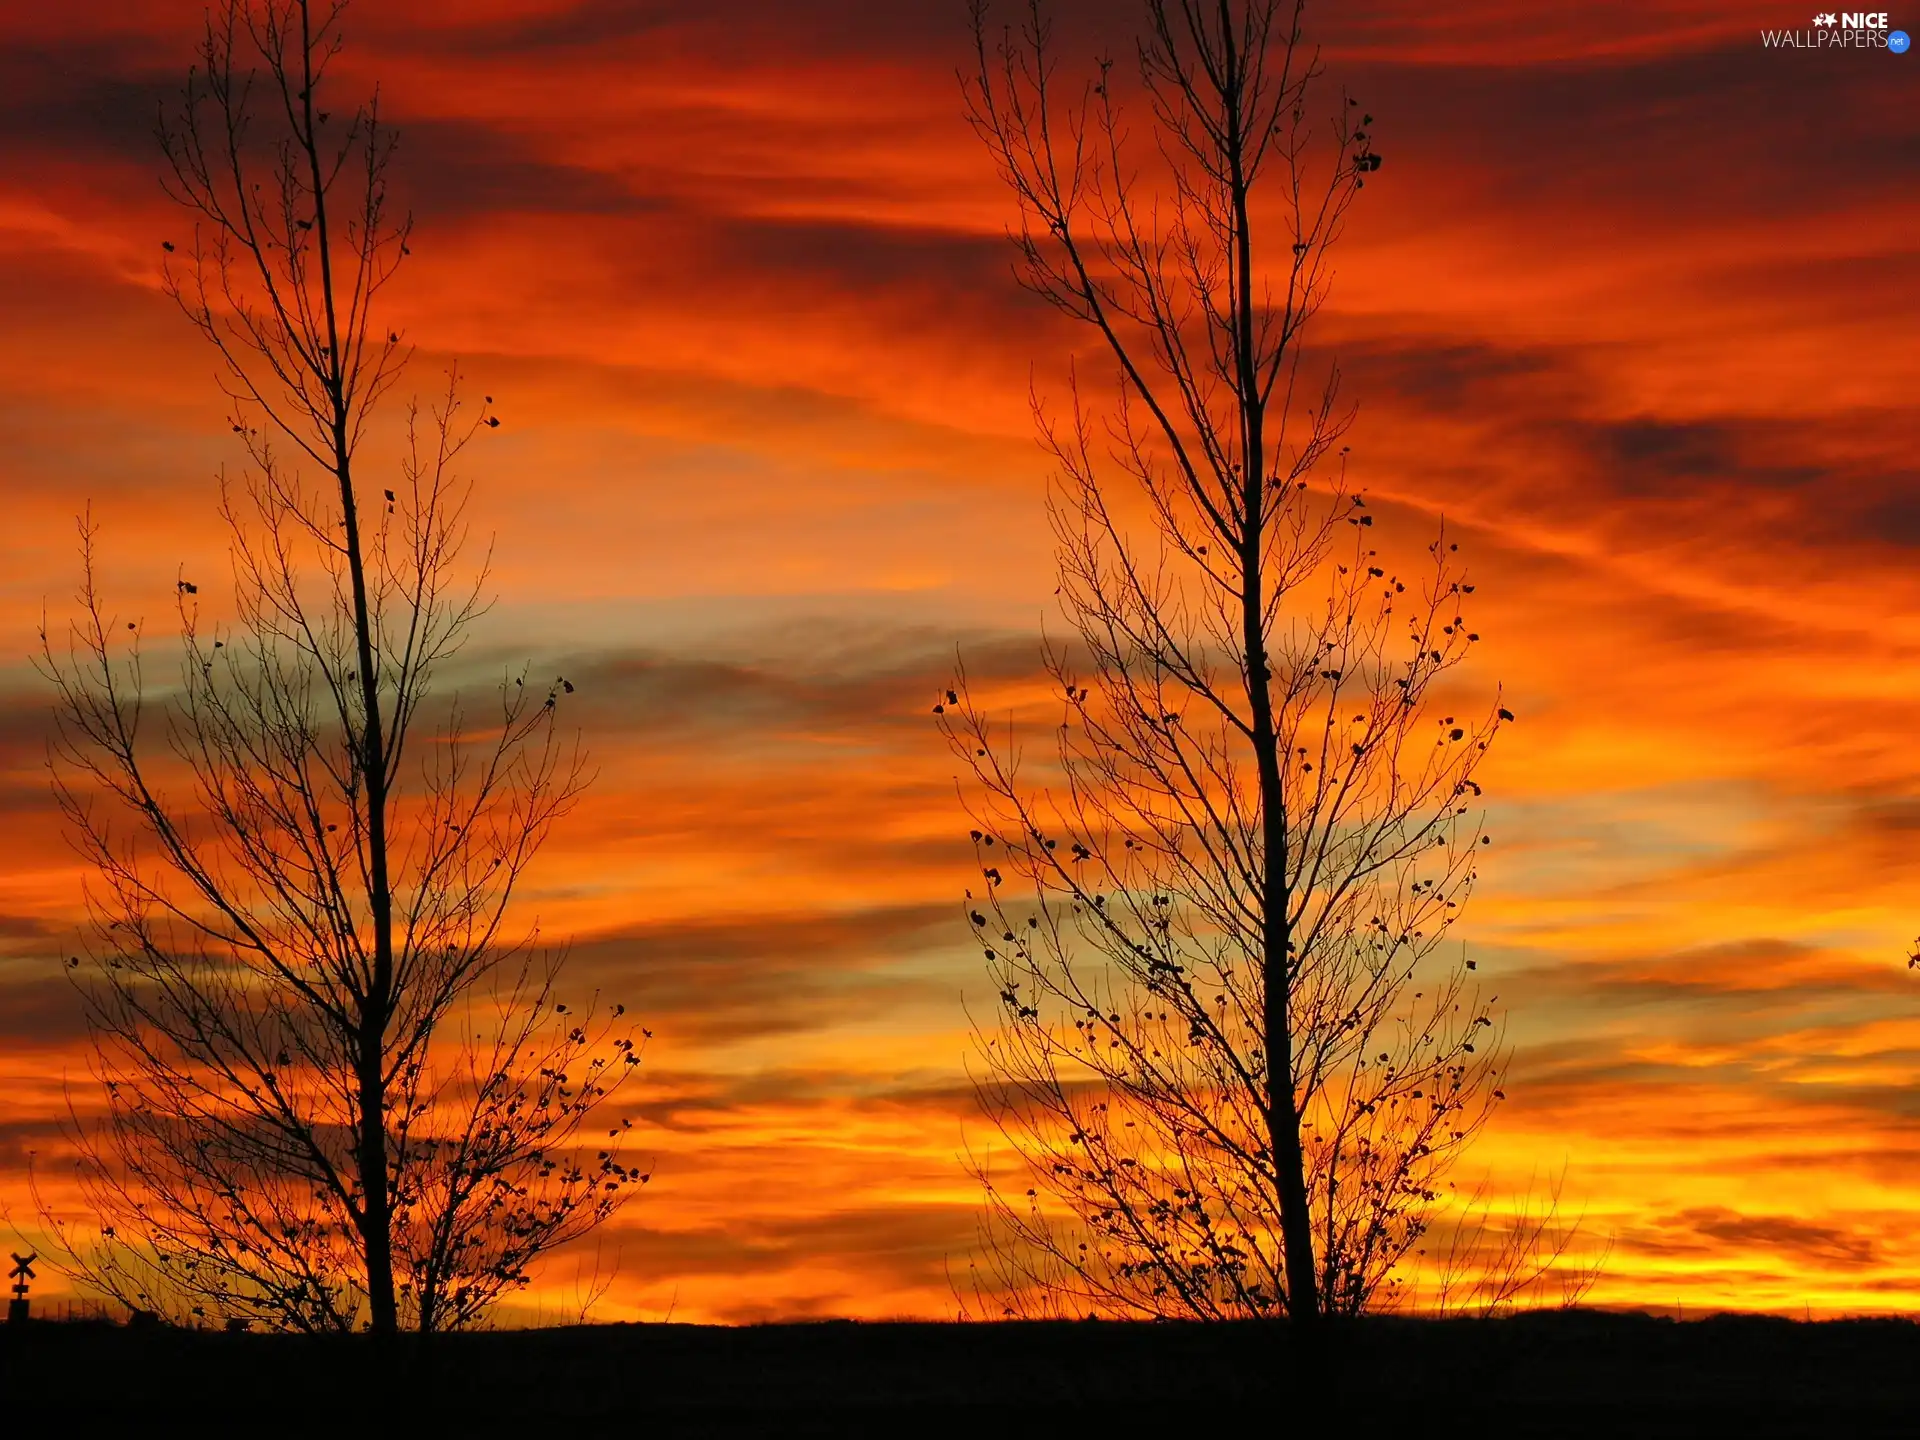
[[8, 1251, 34, 1324]]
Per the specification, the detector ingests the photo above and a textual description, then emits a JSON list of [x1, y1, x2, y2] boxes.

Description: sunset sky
[[3, 0, 1919, 1324]]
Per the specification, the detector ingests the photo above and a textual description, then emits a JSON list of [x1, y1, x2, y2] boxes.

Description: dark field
[[3, 1310, 1917, 1435]]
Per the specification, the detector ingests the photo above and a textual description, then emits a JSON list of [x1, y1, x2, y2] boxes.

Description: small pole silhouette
[[8, 1252, 34, 1324]]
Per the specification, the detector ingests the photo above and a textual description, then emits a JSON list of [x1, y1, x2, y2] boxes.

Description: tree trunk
[[343, 440, 399, 1336], [341, 449, 399, 1338], [357, 1023, 399, 1335], [1249, 619, 1320, 1325], [1219, 7, 1321, 1328], [297, 0, 400, 1337]]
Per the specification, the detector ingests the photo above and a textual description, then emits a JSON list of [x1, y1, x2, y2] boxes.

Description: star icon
[[1813, 11, 1837, 24]]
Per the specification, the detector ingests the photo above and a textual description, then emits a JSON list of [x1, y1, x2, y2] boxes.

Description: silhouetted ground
[[2, 1309, 1916, 1434]]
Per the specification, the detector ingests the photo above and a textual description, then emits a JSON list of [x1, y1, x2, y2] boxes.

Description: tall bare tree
[[36, 0, 644, 1335], [947, 0, 1510, 1326]]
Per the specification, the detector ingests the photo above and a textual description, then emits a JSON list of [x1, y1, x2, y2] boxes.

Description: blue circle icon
[[1892, 29, 1912, 52]]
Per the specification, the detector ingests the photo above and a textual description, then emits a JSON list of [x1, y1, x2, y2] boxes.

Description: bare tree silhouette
[[34, 0, 645, 1335], [946, 0, 1512, 1327]]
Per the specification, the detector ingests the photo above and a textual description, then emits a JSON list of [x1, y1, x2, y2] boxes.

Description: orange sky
[[2, 0, 1919, 1323]]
